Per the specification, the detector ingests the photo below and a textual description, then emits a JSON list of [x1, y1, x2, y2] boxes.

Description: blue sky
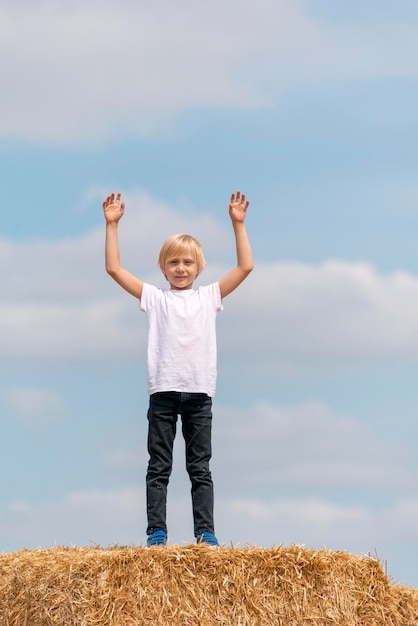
[[2, 0, 418, 587]]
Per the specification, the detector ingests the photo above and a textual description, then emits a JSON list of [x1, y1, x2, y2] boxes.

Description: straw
[[0, 545, 417, 625]]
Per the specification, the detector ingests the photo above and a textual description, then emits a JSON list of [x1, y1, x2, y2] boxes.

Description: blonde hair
[[158, 234, 206, 274]]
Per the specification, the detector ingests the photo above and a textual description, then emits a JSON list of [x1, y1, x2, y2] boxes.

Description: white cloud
[[5, 387, 65, 425], [0, 190, 228, 363], [3, 485, 418, 551], [0, 0, 317, 143], [227, 498, 371, 546], [99, 398, 416, 519], [323, 20, 418, 82], [1, 0, 418, 143], [212, 401, 415, 493], [1, 189, 228, 303], [105, 449, 142, 471], [1, 488, 144, 549], [220, 260, 418, 363], [3, 189, 418, 368], [222, 496, 418, 552]]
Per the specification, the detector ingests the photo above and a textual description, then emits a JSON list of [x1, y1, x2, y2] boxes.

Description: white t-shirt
[[140, 282, 223, 397]]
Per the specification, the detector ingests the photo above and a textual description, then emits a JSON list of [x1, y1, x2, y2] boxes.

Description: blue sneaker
[[196, 531, 219, 546], [147, 530, 167, 547]]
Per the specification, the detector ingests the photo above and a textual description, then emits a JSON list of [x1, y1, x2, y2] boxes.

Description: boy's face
[[163, 254, 199, 290]]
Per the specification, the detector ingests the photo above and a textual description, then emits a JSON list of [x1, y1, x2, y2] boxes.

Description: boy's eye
[[168, 258, 194, 265]]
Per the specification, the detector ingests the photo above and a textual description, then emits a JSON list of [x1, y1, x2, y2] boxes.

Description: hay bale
[[390, 584, 418, 626], [0, 545, 417, 625]]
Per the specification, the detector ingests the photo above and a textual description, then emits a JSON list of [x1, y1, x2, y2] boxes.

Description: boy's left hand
[[103, 192, 125, 224], [229, 190, 249, 223]]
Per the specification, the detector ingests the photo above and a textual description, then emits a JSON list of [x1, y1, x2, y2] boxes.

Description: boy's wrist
[[231, 219, 246, 230]]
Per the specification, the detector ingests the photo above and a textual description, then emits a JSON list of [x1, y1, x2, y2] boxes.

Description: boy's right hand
[[103, 192, 125, 223]]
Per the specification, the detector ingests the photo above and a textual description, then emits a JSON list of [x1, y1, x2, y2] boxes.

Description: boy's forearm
[[219, 192, 253, 298], [105, 222, 121, 275], [219, 220, 253, 298], [233, 221, 254, 274], [104, 220, 144, 299]]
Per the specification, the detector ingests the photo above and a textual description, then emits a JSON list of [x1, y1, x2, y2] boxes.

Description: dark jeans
[[146, 391, 215, 538]]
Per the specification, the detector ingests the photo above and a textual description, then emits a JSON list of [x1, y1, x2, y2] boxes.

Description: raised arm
[[103, 192, 144, 299], [219, 190, 254, 299]]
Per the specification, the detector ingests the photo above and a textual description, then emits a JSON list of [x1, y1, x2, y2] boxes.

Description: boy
[[103, 191, 253, 546]]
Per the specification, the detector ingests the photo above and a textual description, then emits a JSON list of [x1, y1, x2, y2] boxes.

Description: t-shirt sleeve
[[201, 282, 223, 312], [214, 282, 223, 311], [139, 283, 159, 313]]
